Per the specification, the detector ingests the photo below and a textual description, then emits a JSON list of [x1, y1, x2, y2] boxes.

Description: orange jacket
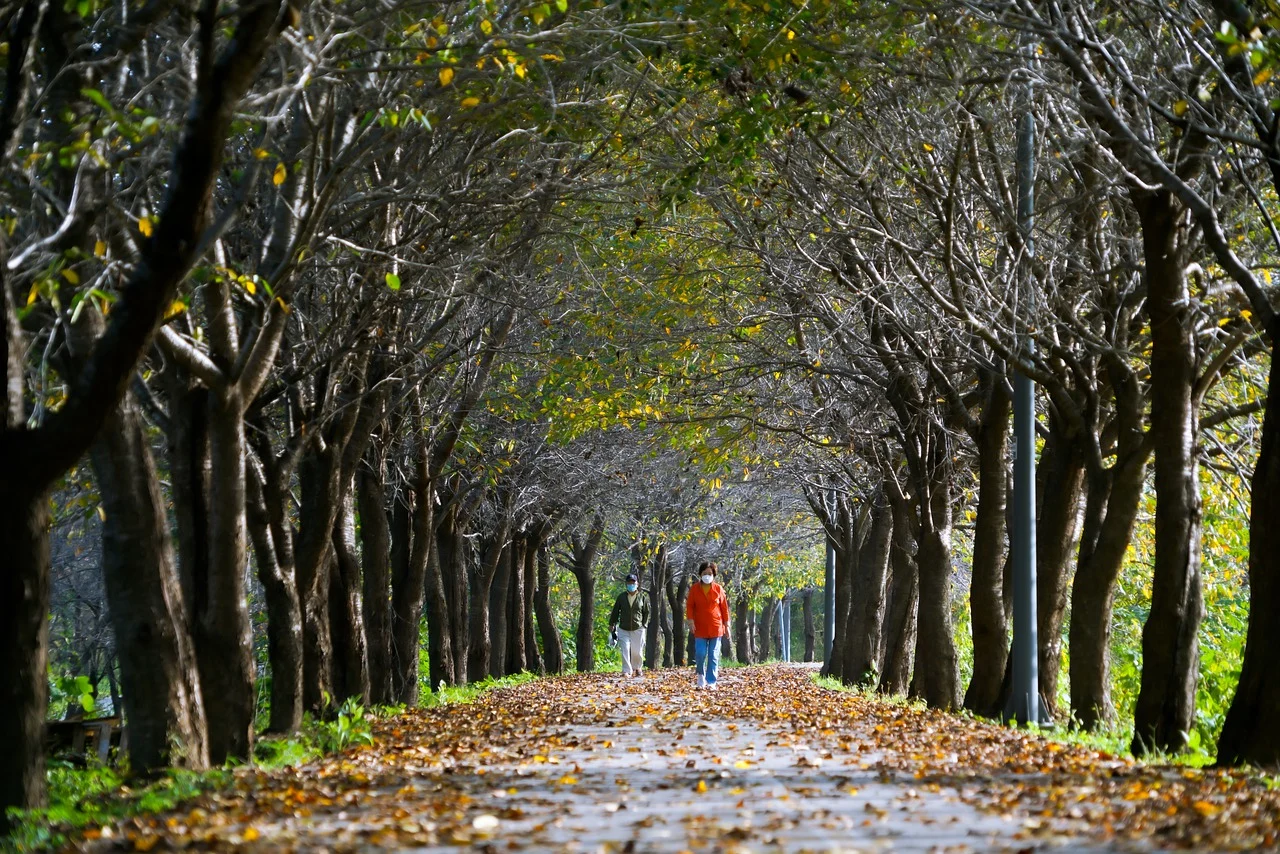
[[686, 582, 730, 639]]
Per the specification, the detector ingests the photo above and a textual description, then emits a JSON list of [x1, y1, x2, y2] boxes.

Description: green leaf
[[555, 0, 567, 11], [81, 88, 112, 111], [385, 272, 401, 291]]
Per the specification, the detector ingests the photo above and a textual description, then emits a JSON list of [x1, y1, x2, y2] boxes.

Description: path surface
[[82, 666, 1280, 852]]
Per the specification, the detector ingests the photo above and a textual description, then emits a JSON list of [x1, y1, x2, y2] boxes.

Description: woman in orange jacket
[[685, 561, 730, 689]]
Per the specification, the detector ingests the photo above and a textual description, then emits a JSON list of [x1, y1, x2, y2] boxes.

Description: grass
[[4, 672, 545, 852]]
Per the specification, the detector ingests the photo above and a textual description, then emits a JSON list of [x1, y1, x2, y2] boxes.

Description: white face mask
[[701, 575, 713, 584]]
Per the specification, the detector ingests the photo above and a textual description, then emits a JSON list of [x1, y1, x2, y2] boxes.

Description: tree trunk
[[391, 448, 433, 703], [507, 536, 528, 675], [1132, 190, 1203, 755], [964, 376, 1011, 716], [198, 393, 255, 761], [1070, 364, 1149, 730], [573, 569, 595, 672], [358, 461, 393, 706], [523, 535, 543, 674], [1218, 335, 1280, 766], [330, 490, 370, 704], [164, 373, 209, 625], [846, 495, 893, 687], [442, 515, 472, 686], [296, 445, 342, 714], [431, 502, 467, 688], [734, 594, 752, 664], [1036, 405, 1086, 719], [246, 458, 303, 733], [669, 575, 689, 666], [478, 539, 506, 681], [0, 484, 50, 830], [880, 497, 918, 696], [534, 542, 563, 674], [825, 502, 855, 680], [88, 399, 209, 772], [802, 589, 816, 662], [759, 602, 774, 662]]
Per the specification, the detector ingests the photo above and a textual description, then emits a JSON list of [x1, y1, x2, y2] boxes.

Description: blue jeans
[[694, 637, 720, 685]]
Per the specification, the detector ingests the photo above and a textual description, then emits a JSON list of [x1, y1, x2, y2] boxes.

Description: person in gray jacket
[[608, 573, 650, 677]]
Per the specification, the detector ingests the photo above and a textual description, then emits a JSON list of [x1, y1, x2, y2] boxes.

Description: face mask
[[626, 583, 637, 592], [701, 575, 713, 584]]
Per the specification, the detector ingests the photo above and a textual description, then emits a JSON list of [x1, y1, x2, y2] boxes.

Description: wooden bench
[[45, 716, 125, 764]]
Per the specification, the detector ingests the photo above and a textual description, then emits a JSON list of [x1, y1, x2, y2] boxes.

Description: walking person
[[608, 573, 650, 678], [685, 561, 730, 689]]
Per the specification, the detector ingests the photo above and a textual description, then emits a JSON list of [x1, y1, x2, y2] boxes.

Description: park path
[[82, 666, 1280, 852]]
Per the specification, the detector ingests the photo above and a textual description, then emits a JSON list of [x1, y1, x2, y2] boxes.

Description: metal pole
[[1006, 106, 1042, 726], [823, 535, 836, 662]]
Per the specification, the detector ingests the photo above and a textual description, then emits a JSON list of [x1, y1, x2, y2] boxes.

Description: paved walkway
[[84, 665, 1280, 852]]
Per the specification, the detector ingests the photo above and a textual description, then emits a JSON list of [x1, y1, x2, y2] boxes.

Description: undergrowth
[[4, 673, 541, 852]]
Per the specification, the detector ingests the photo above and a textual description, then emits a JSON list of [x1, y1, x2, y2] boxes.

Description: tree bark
[[1218, 334, 1280, 766], [358, 460, 393, 706], [734, 594, 752, 664], [534, 541, 563, 674], [507, 536, 528, 675], [1069, 361, 1149, 730], [246, 454, 303, 733], [880, 495, 919, 696], [523, 533, 543, 674], [569, 520, 603, 672], [0, 484, 50, 830], [1132, 189, 1203, 755], [296, 445, 341, 714], [669, 574, 690, 666], [391, 445, 433, 703], [964, 375, 1011, 716], [88, 399, 209, 771], [1035, 404, 1086, 719], [845, 495, 893, 687], [573, 570, 596, 672], [759, 601, 774, 662], [330, 491, 370, 704], [802, 589, 816, 662], [478, 538, 507, 682], [824, 501, 855, 680]]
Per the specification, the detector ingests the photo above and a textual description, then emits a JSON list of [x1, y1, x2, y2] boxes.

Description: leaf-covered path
[[82, 666, 1280, 852]]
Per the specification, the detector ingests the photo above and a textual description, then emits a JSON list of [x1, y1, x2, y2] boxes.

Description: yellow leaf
[[164, 300, 186, 320], [242, 827, 260, 842], [26, 283, 39, 307], [96, 506, 106, 522], [61, 269, 80, 285], [460, 97, 480, 109], [514, 62, 526, 80], [922, 142, 934, 152], [275, 296, 290, 314], [273, 162, 287, 186], [254, 147, 270, 160], [1173, 99, 1189, 117], [733, 760, 751, 769], [1191, 800, 1220, 817], [241, 278, 256, 295], [94, 240, 106, 257], [540, 53, 562, 61], [133, 834, 159, 852], [1255, 67, 1274, 86], [138, 216, 153, 237], [555, 774, 578, 785], [1241, 309, 1253, 321], [695, 779, 708, 794], [480, 19, 493, 35], [439, 66, 454, 86]]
